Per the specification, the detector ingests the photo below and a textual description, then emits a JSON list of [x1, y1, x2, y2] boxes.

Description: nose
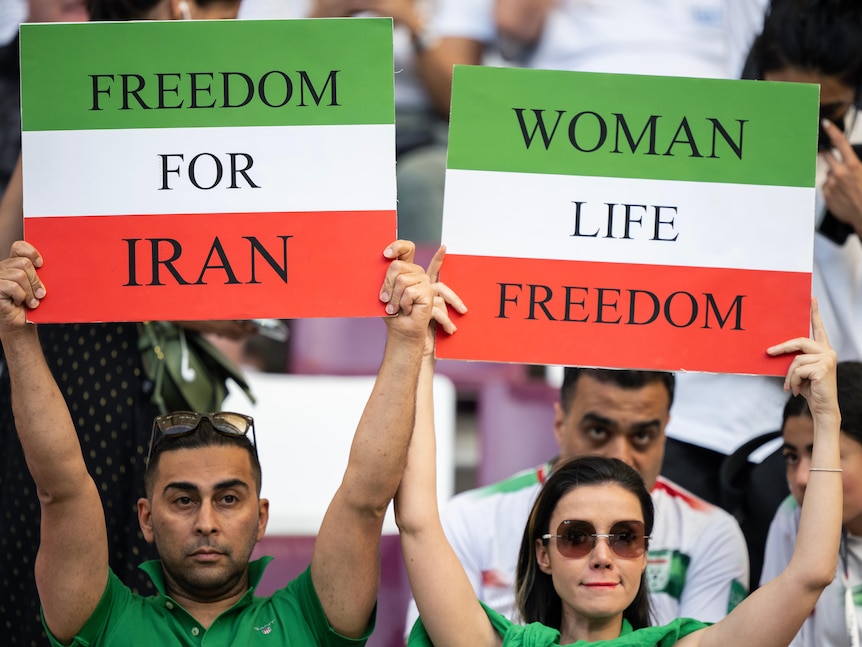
[[194, 501, 219, 535], [791, 457, 811, 492], [590, 535, 614, 569], [606, 437, 635, 468]]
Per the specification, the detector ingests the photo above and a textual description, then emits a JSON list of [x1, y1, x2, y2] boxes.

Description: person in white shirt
[[761, 360, 862, 647]]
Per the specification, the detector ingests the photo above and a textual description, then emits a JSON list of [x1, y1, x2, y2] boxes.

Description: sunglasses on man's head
[[542, 519, 649, 559], [147, 411, 256, 463]]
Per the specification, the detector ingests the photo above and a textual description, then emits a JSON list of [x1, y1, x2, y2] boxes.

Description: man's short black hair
[[144, 419, 262, 497]]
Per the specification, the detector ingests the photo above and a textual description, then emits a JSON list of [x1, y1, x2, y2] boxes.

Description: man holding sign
[[0, 239, 438, 646]]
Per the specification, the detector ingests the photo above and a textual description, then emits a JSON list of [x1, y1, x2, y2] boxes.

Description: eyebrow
[[782, 441, 814, 453], [163, 478, 251, 495], [581, 412, 662, 431]]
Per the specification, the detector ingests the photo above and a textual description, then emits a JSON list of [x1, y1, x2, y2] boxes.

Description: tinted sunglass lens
[[559, 522, 594, 558], [609, 523, 644, 557], [157, 412, 201, 436], [213, 412, 250, 435]]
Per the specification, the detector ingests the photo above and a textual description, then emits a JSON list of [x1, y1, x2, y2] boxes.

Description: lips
[[190, 548, 223, 560], [583, 582, 619, 588]]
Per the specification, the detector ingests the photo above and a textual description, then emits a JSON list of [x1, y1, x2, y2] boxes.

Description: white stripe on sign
[[23, 124, 395, 217], [441, 169, 814, 273]]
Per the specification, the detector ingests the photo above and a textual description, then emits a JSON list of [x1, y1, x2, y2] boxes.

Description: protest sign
[[436, 65, 818, 375], [20, 18, 396, 322]]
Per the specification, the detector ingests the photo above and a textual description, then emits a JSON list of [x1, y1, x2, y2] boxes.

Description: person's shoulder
[[652, 476, 725, 515], [653, 476, 744, 532], [448, 464, 547, 505]]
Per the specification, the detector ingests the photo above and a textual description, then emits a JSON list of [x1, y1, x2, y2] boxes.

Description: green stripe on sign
[[21, 18, 394, 131], [447, 66, 818, 188]]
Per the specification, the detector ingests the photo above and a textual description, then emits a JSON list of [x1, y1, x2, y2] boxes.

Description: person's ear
[[138, 498, 155, 543], [535, 538, 552, 574], [553, 401, 566, 450], [257, 498, 270, 541]]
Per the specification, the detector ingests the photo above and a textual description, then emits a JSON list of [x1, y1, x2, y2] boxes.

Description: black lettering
[[156, 73, 183, 109], [188, 153, 223, 190], [652, 206, 679, 241], [121, 74, 150, 110], [528, 284, 556, 320], [195, 237, 241, 284], [708, 118, 746, 160], [188, 72, 216, 109], [150, 239, 191, 286], [663, 117, 702, 157], [258, 71, 292, 108], [563, 286, 589, 322], [595, 288, 622, 324], [664, 291, 699, 327], [568, 111, 607, 153], [222, 72, 255, 108], [228, 153, 261, 189], [627, 290, 660, 325], [612, 114, 659, 155], [90, 74, 114, 111], [703, 293, 745, 330], [571, 201, 599, 237], [622, 204, 647, 240], [298, 70, 339, 106], [497, 283, 522, 318], [245, 236, 290, 283], [123, 239, 141, 286], [513, 108, 566, 150], [603, 204, 618, 239], [158, 154, 184, 190]]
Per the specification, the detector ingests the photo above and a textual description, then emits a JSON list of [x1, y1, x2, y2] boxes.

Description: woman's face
[[782, 414, 862, 534], [534, 483, 647, 630]]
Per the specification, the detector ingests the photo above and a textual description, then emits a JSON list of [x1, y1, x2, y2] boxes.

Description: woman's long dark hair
[[515, 456, 655, 630]]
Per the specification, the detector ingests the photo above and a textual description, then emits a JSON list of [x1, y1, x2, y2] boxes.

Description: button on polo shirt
[[44, 557, 375, 646]]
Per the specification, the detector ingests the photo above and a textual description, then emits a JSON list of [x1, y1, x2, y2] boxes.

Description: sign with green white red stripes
[[435, 65, 819, 376], [20, 18, 396, 323]]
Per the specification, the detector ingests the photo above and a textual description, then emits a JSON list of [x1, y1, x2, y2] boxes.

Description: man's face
[[138, 445, 268, 602], [553, 375, 670, 490]]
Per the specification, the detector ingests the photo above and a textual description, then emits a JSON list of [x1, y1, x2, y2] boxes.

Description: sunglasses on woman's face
[[542, 519, 649, 559]]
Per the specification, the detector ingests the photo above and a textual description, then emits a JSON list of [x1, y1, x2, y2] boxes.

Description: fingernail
[[35, 288, 45, 298], [386, 303, 397, 315], [380, 291, 389, 302], [822, 118, 831, 128], [383, 247, 394, 258]]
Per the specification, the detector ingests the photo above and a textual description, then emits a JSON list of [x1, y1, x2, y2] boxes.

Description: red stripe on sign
[[434, 254, 811, 376], [25, 210, 396, 322]]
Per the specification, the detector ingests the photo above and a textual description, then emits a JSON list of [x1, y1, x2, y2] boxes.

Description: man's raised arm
[[310, 240, 436, 637], [0, 241, 108, 643]]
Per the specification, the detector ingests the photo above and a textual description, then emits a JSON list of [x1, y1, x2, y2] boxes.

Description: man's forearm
[[341, 331, 425, 510]]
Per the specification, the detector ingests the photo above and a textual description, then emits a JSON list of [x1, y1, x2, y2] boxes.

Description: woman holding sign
[[397, 291, 842, 647]]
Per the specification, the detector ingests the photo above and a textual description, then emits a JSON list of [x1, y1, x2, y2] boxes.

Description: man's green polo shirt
[[45, 557, 375, 646]]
